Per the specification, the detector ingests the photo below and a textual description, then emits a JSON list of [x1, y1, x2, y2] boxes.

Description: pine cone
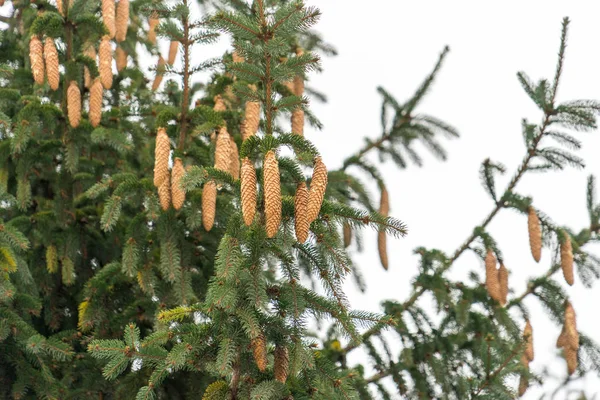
[[214, 127, 232, 172], [307, 157, 328, 223], [171, 158, 185, 210], [44, 38, 60, 91], [29, 36, 45, 85], [153, 128, 170, 187], [99, 35, 113, 89], [524, 320, 534, 362], [243, 85, 260, 140], [560, 233, 574, 286], [56, 0, 63, 15], [102, 0, 116, 39], [291, 109, 304, 136], [343, 222, 352, 248], [152, 55, 165, 91], [294, 182, 309, 243], [378, 230, 388, 270], [115, 0, 129, 43], [241, 157, 257, 226], [168, 40, 179, 65], [232, 50, 244, 63], [498, 263, 508, 306], [564, 301, 579, 350], [229, 137, 240, 180], [148, 13, 159, 44], [274, 345, 289, 384], [556, 327, 567, 348], [89, 78, 103, 128], [565, 346, 578, 375], [528, 206, 542, 262], [67, 81, 81, 128], [485, 249, 501, 302], [83, 45, 96, 88], [518, 374, 528, 397], [202, 181, 217, 232], [213, 94, 226, 112], [264, 150, 281, 238], [251, 334, 268, 372], [158, 174, 171, 211], [293, 74, 304, 96], [115, 46, 127, 72]]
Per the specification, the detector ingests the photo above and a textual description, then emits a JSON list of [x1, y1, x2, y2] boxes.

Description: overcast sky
[[304, 1, 600, 399]]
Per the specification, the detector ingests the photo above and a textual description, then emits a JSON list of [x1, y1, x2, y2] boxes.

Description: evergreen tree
[[0, 1, 598, 399]]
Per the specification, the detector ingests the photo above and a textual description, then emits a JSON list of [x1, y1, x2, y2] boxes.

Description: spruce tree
[[0, 1, 599, 400]]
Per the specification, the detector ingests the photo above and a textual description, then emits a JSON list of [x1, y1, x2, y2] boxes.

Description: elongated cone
[[44, 38, 60, 91], [556, 327, 567, 348], [240, 158, 257, 226], [485, 249, 501, 302], [115, 46, 127, 72], [56, 0, 63, 15], [89, 78, 103, 127], [378, 185, 389, 270], [498, 264, 508, 306], [168, 41, 179, 65], [214, 127, 232, 172], [561, 233, 574, 286], [158, 175, 171, 211], [264, 150, 281, 238], [564, 301, 579, 350], [524, 320, 534, 362], [213, 94, 226, 112], [229, 138, 240, 180], [67, 81, 81, 128], [294, 182, 309, 243], [115, 0, 129, 42], [148, 13, 159, 44], [202, 181, 217, 231], [243, 85, 260, 141], [291, 109, 304, 136], [565, 346, 578, 375], [171, 158, 185, 210], [307, 157, 328, 223], [274, 345, 289, 384], [518, 374, 528, 397], [29, 36, 45, 85], [153, 128, 170, 187], [99, 35, 113, 89], [152, 55, 165, 91], [83, 45, 96, 88], [251, 334, 268, 372], [343, 222, 352, 248], [528, 206, 542, 262], [102, 0, 116, 39]]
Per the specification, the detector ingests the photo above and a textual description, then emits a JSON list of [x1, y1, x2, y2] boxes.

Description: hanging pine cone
[[44, 37, 60, 91], [115, 46, 127, 72], [168, 40, 179, 65], [240, 157, 257, 226], [153, 128, 170, 188], [307, 157, 328, 223], [485, 249, 501, 302], [518, 374, 528, 397], [528, 206, 542, 262], [229, 137, 240, 180], [213, 94, 226, 112], [251, 334, 268, 372], [89, 78, 103, 128], [158, 175, 171, 211], [264, 150, 281, 238], [29, 36, 45, 85], [152, 55, 165, 91], [214, 127, 232, 172], [564, 301, 579, 350], [67, 81, 81, 128], [115, 0, 129, 42], [565, 346, 578, 375], [83, 45, 96, 88], [202, 181, 217, 232], [148, 12, 159, 44], [343, 222, 352, 248], [171, 158, 185, 210], [243, 85, 260, 141], [291, 108, 304, 136], [560, 233, 574, 286], [274, 345, 289, 383], [99, 35, 113, 89], [524, 320, 534, 362], [378, 185, 389, 270], [498, 263, 508, 306], [294, 182, 309, 243], [102, 0, 116, 39], [556, 327, 567, 348], [56, 0, 63, 15]]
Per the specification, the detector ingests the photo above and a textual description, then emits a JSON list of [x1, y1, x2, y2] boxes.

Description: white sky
[[306, 1, 600, 399]]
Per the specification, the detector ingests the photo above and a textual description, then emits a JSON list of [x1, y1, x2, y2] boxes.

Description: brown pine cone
[[99, 35, 113, 89], [213, 94, 227, 112], [89, 78, 103, 128], [44, 37, 60, 91], [153, 128, 170, 188], [171, 158, 185, 210], [485, 249, 501, 302], [67, 81, 81, 128], [523, 320, 534, 362], [274, 345, 289, 383], [498, 263, 509, 306], [29, 36, 45, 85], [168, 40, 179, 65], [148, 13, 159, 44], [158, 174, 171, 211], [343, 222, 352, 248], [565, 346, 578, 375], [115, 46, 127, 72], [264, 150, 281, 238], [564, 301, 579, 350], [214, 127, 232, 172], [528, 206, 542, 262], [240, 157, 257, 226], [291, 109, 304, 136], [306, 157, 327, 223], [294, 182, 309, 243], [202, 181, 217, 232], [229, 137, 240, 180], [83, 45, 96, 88], [115, 0, 129, 43], [560, 233, 574, 286], [251, 334, 268, 373], [102, 0, 116, 39]]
